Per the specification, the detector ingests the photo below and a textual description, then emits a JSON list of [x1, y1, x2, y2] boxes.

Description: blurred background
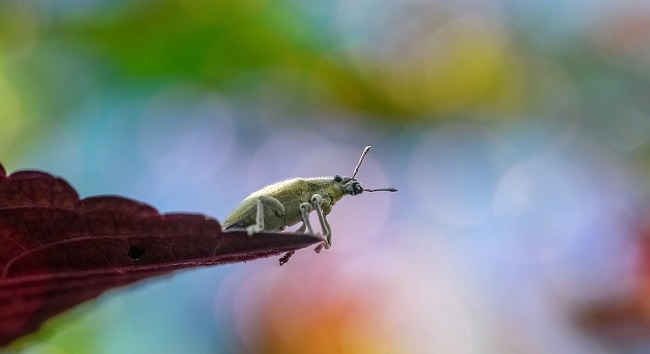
[[3, 0, 650, 353]]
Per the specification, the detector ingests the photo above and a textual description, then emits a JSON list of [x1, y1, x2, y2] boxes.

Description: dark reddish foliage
[[578, 218, 650, 341], [0, 163, 320, 346]]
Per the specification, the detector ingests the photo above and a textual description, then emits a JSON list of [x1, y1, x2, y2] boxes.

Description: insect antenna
[[352, 145, 398, 192], [364, 187, 398, 192], [352, 146, 372, 179]]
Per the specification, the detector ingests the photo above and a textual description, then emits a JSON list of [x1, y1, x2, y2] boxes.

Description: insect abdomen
[[222, 178, 311, 231]]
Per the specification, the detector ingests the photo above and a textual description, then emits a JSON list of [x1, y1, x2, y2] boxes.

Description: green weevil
[[223, 146, 397, 265]]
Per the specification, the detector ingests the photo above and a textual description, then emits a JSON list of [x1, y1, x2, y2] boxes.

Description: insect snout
[[345, 180, 364, 196]]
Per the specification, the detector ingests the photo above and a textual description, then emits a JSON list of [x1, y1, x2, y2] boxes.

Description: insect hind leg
[[246, 195, 286, 235]]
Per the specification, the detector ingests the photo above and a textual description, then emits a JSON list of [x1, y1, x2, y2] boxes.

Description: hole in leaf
[[128, 245, 145, 261]]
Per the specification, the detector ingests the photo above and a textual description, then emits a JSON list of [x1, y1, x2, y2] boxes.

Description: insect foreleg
[[316, 213, 332, 253], [247, 195, 286, 235]]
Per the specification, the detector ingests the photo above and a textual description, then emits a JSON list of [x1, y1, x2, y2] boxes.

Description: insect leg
[[279, 251, 294, 266], [313, 215, 332, 253], [280, 217, 308, 266], [299, 202, 314, 234], [260, 195, 286, 217], [246, 195, 286, 235], [310, 195, 330, 236], [310, 194, 332, 253], [300, 200, 328, 253]]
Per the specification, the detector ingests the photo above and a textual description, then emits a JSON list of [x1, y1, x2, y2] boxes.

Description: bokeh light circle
[[409, 123, 506, 226]]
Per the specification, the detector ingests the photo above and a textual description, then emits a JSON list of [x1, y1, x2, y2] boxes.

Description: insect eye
[[334, 175, 342, 182]]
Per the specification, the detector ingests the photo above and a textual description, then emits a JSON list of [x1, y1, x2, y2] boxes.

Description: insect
[[223, 146, 397, 265]]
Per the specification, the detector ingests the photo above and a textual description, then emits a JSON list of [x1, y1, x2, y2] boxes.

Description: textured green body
[[223, 177, 345, 231]]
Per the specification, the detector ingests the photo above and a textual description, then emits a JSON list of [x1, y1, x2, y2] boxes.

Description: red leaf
[[577, 219, 650, 340], [0, 164, 321, 346]]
